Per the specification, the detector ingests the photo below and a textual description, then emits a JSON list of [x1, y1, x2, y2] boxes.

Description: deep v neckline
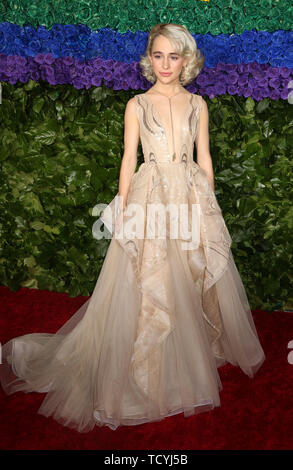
[[143, 91, 192, 129], [142, 92, 194, 161]]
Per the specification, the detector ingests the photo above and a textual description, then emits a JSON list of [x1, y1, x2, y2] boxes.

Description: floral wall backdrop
[[0, 1, 292, 311]]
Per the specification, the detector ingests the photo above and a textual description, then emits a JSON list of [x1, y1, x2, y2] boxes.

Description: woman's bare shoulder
[[124, 96, 140, 123], [125, 96, 137, 109], [126, 94, 144, 107]]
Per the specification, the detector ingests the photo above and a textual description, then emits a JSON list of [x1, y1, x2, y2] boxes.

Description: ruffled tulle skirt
[[0, 161, 265, 432]]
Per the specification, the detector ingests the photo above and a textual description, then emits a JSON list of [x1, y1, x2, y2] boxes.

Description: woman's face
[[148, 34, 188, 85]]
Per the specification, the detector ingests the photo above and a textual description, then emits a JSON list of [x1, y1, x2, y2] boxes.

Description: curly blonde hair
[[139, 23, 205, 86]]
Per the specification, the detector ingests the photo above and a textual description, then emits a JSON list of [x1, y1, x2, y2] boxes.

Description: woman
[[0, 23, 265, 432]]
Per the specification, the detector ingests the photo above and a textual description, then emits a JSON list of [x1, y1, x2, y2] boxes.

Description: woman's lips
[[160, 72, 171, 76]]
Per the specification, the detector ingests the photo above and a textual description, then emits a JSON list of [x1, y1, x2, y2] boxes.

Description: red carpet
[[0, 285, 292, 450]]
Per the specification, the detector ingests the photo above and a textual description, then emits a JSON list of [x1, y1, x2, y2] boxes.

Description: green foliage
[[0, 81, 141, 297], [0, 80, 292, 311], [208, 94, 293, 311]]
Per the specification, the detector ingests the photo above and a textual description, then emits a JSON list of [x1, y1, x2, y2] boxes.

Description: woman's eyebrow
[[152, 51, 179, 55]]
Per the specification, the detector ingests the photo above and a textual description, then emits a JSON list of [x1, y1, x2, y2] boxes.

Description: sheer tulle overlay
[[0, 91, 265, 432]]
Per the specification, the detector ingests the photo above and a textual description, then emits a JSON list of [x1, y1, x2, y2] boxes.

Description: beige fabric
[[0, 91, 265, 432]]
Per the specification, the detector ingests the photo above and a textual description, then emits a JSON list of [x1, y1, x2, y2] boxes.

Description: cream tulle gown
[[0, 90, 265, 432]]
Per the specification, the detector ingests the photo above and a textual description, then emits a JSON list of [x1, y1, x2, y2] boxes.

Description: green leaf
[[245, 97, 255, 113], [35, 129, 57, 145], [21, 192, 44, 214], [30, 221, 45, 230], [33, 98, 45, 114]]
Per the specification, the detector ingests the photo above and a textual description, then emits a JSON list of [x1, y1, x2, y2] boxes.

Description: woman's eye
[[153, 56, 179, 61]]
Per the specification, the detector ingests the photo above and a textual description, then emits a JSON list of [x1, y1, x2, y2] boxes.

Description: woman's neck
[[148, 82, 186, 97]]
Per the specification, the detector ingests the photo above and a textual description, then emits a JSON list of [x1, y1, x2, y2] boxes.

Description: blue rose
[[26, 39, 42, 56]]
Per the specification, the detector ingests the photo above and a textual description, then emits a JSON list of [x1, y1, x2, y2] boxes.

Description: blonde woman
[[0, 23, 265, 433]]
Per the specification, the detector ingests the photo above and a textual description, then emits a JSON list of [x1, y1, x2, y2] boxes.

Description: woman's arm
[[195, 98, 215, 191], [118, 97, 140, 210]]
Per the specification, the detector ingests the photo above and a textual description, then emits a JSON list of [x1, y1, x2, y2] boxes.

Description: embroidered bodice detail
[[134, 92, 203, 165]]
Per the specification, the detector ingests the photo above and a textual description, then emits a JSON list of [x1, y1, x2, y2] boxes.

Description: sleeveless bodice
[[134, 92, 203, 165], [100, 88, 232, 300]]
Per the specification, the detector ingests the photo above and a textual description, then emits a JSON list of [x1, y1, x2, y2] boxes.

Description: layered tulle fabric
[[0, 91, 265, 432], [0, 160, 265, 432]]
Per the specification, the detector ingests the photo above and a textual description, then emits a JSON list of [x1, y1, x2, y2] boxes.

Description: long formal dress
[[0, 90, 265, 433]]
